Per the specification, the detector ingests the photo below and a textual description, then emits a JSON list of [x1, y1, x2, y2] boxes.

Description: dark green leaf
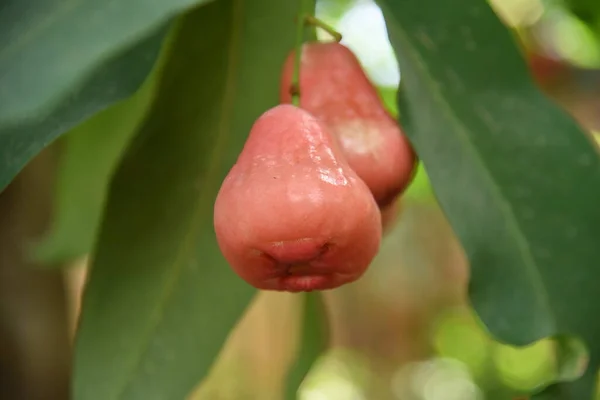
[[73, 1, 297, 399], [285, 293, 329, 400], [0, 26, 168, 192], [0, 0, 213, 192], [532, 365, 597, 400], [377, 0, 600, 397], [562, 0, 600, 25], [33, 37, 170, 264], [532, 336, 591, 399], [0, 0, 213, 121]]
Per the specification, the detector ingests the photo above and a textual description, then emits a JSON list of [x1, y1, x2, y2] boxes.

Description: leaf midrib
[[381, 3, 556, 332], [111, 1, 244, 398]]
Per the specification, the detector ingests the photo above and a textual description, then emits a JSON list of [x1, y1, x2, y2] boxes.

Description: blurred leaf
[[285, 293, 328, 400], [487, 0, 545, 28], [562, 0, 600, 25], [548, 10, 600, 68], [0, 0, 213, 192], [494, 339, 556, 391], [0, 26, 168, 193], [316, 0, 357, 22], [554, 335, 589, 382], [531, 368, 598, 400], [73, 1, 297, 399], [530, 336, 591, 399], [34, 43, 170, 263], [433, 310, 490, 374], [378, 0, 600, 398]]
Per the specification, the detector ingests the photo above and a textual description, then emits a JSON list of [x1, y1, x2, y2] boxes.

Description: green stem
[[291, 1, 327, 107], [305, 15, 342, 42]]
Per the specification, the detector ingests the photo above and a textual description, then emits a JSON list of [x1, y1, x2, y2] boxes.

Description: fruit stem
[[291, 1, 337, 106], [305, 16, 343, 42]]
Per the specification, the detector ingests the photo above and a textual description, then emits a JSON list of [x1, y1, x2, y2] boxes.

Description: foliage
[[378, 0, 600, 398], [0, 0, 216, 192]]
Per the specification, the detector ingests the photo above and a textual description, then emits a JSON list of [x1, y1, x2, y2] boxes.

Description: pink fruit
[[280, 41, 417, 208], [214, 104, 382, 292]]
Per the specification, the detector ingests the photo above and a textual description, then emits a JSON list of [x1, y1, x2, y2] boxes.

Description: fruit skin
[[280, 42, 417, 208], [214, 104, 382, 292]]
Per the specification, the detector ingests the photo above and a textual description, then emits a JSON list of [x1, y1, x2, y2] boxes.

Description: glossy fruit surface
[[280, 41, 416, 207], [214, 104, 382, 292]]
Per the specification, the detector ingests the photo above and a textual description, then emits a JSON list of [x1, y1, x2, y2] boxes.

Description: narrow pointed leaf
[[377, 0, 600, 397], [74, 1, 297, 399], [0, 26, 168, 192], [0, 0, 213, 121]]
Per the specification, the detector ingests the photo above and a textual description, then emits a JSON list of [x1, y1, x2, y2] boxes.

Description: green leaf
[[0, 0, 213, 192], [530, 336, 591, 399], [0, 26, 167, 193], [33, 33, 171, 264], [554, 335, 588, 383], [532, 365, 597, 400], [0, 0, 213, 121], [73, 1, 297, 399], [377, 0, 600, 397], [562, 0, 600, 25], [285, 293, 329, 400]]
